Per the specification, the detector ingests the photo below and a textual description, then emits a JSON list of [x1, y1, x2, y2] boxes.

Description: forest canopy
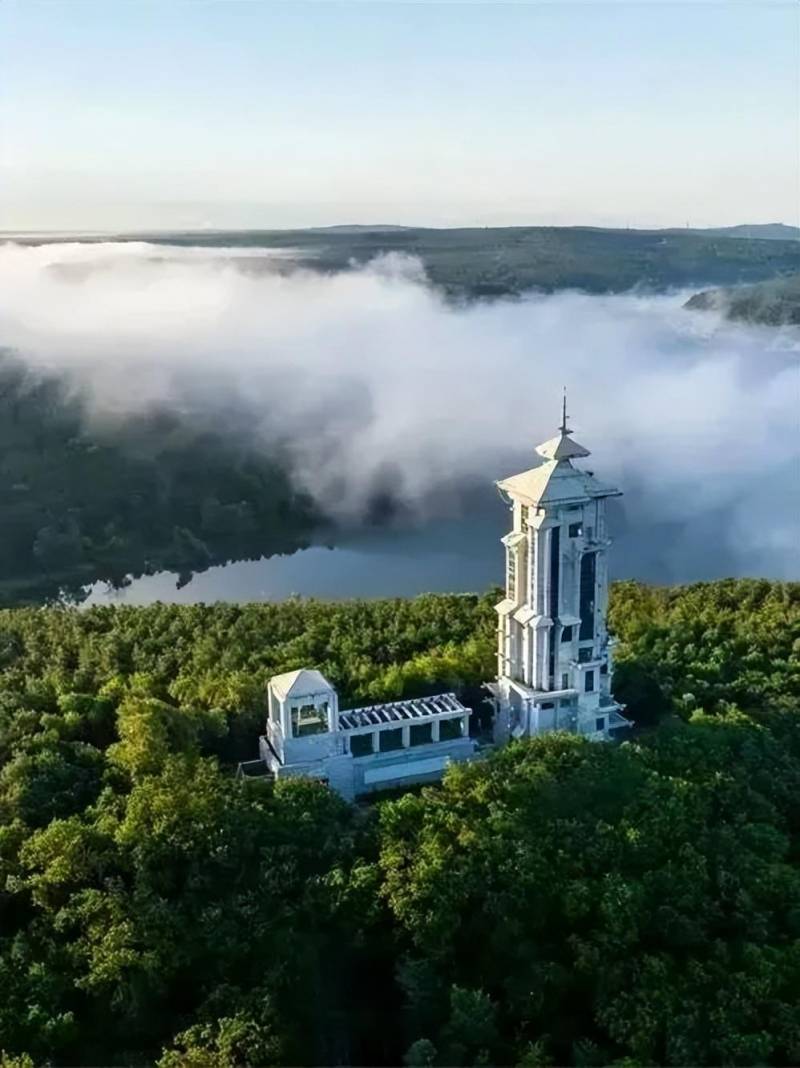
[[0, 578, 799, 1065], [24, 225, 800, 299], [0, 352, 322, 606]]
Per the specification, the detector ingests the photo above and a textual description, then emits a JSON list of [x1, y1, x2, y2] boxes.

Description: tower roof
[[535, 432, 591, 461], [535, 390, 591, 461], [497, 461, 618, 506], [496, 398, 620, 507]]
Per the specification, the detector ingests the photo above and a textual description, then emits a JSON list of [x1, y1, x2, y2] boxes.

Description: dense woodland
[[18, 225, 800, 299], [1, 578, 799, 1066], [685, 273, 800, 326], [0, 353, 321, 606]]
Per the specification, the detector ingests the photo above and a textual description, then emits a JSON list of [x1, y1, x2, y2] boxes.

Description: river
[[85, 516, 504, 606], [84, 499, 769, 606]]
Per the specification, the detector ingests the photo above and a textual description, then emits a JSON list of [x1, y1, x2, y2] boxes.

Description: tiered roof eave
[[496, 458, 621, 508]]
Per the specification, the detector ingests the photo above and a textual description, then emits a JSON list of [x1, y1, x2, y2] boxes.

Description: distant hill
[[7, 224, 800, 298], [306, 224, 413, 233], [684, 273, 800, 326], [664, 223, 800, 242]]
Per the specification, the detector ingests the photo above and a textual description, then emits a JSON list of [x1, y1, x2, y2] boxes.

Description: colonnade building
[[242, 668, 474, 801]]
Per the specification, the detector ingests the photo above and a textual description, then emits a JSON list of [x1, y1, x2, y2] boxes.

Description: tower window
[[507, 551, 516, 599], [596, 716, 605, 733], [561, 673, 569, 690], [569, 522, 582, 538], [291, 702, 328, 737], [579, 552, 596, 641], [560, 626, 573, 643], [549, 527, 560, 621], [600, 663, 608, 675], [548, 526, 560, 685], [584, 671, 595, 693]]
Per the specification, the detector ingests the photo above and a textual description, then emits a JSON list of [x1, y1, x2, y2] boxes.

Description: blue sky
[[1, 0, 797, 230]]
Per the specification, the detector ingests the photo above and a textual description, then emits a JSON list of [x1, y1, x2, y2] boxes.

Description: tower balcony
[[569, 652, 604, 669], [583, 528, 611, 549]]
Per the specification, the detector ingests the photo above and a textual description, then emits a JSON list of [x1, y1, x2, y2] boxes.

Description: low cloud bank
[[1, 240, 797, 581]]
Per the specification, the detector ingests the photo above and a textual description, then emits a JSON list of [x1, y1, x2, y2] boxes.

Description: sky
[[1, 0, 798, 231]]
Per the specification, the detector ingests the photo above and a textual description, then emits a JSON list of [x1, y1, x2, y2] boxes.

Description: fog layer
[[1, 240, 797, 581]]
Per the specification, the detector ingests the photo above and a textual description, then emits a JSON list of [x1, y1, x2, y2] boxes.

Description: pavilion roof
[[270, 668, 334, 701], [338, 692, 468, 731]]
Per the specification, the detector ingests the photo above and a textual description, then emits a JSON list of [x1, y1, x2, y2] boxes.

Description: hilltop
[[7, 224, 800, 299], [662, 222, 800, 242], [685, 272, 800, 326]]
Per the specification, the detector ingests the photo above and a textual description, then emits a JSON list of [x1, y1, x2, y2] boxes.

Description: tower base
[[486, 677, 630, 744]]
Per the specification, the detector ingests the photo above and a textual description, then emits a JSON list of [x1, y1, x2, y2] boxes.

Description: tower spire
[[559, 387, 569, 436], [534, 391, 591, 462]]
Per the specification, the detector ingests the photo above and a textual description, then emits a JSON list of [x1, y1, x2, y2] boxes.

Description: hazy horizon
[[1, 219, 799, 239], [2, 0, 797, 233]]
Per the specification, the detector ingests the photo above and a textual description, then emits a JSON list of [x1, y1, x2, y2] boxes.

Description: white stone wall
[[493, 477, 622, 739]]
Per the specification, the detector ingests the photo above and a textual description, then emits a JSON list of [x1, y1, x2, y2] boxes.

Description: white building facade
[[486, 407, 630, 743], [242, 668, 476, 801], [240, 407, 628, 800]]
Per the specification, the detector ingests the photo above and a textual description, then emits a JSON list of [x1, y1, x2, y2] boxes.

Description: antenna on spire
[[559, 387, 570, 435]]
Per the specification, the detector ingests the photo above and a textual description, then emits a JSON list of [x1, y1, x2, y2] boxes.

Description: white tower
[[488, 399, 629, 743]]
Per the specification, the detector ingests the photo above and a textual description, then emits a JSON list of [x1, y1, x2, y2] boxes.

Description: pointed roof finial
[[559, 387, 570, 436], [534, 389, 591, 462]]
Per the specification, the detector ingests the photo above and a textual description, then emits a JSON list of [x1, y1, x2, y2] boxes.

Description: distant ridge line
[[1, 223, 798, 242]]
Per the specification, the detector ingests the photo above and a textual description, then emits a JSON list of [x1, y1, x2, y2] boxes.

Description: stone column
[[431, 719, 440, 742], [281, 698, 291, 739], [538, 627, 549, 692], [540, 528, 552, 617], [371, 731, 380, 753], [401, 725, 410, 748]]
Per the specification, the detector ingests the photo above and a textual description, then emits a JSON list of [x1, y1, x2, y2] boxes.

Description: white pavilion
[[240, 401, 627, 798], [242, 668, 475, 801]]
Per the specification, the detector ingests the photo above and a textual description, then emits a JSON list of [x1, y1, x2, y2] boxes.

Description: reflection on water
[[86, 517, 506, 605], [84, 497, 768, 607]]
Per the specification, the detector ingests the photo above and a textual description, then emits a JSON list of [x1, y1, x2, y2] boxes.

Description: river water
[[84, 499, 768, 606], [85, 516, 507, 606]]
